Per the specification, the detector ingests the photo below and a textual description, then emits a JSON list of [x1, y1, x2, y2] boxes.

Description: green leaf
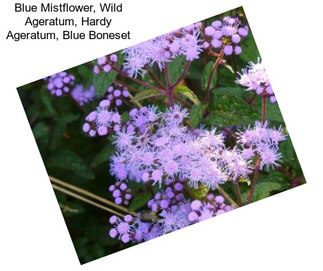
[[266, 102, 284, 123], [77, 64, 93, 89], [56, 113, 80, 124], [174, 85, 200, 104], [239, 34, 260, 63], [206, 87, 259, 126], [91, 144, 115, 168], [190, 103, 207, 127], [168, 55, 186, 85], [33, 122, 51, 140], [128, 191, 152, 211], [93, 71, 117, 97], [47, 149, 95, 180], [201, 61, 217, 91], [242, 172, 288, 202], [217, 65, 236, 87], [133, 89, 161, 101], [40, 89, 57, 115]]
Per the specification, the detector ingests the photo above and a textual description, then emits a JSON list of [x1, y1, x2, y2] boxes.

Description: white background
[[0, 0, 322, 270]]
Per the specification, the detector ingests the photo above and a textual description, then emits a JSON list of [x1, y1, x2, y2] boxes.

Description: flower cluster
[[188, 195, 233, 222], [236, 59, 276, 103], [71, 84, 96, 106], [110, 105, 251, 189], [204, 16, 249, 55], [104, 83, 130, 107], [109, 194, 234, 244], [44, 71, 75, 97], [108, 181, 132, 206], [93, 54, 118, 74], [82, 100, 121, 137], [109, 215, 135, 244], [147, 178, 185, 212], [238, 121, 286, 170], [122, 23, 204, 77]]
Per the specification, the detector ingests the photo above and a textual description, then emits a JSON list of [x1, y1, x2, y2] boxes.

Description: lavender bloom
[[159, 203, 191, 234], [147, 178, 185, 212], [109, 181, 132, 206], [82, 100, 121, 137], [236, 59, 276, 103], [204, 16, 249, 55], [109, 215, 135, 244], [71, 85, 96, 106], [44, 71, 75, 97], [110, 105, 251, 189], [104, 83, 130, 108], [122, 23, 204, 77], [188, 196, 233, 223], [93, 54, 118, 75], [237, 121, 286, 170]]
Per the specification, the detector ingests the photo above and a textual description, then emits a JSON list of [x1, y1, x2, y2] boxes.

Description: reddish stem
[[204, 50, 224, 104]]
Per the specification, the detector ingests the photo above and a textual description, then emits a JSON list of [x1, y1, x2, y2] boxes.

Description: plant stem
[[247, 158, 261, 204], [170, 61, 191, 89], [145, 65, 166, 89], [128, 92, 142, 108], [233, 182, 243, 206], [217, 185, 239, 208], [247, 92, 267, 203], [204, 50, 224, 104], [52, 184, 126, 218], [49, 176, 137, 216], [112, 65, 167, 95], [262, 92, 267, 125], [164, 64, 174, 106]]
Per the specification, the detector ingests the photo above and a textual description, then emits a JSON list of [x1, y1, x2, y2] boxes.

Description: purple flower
[[44, 71, 75, 97], [71, 85, 96, 106], [236, 59, 276, 102]]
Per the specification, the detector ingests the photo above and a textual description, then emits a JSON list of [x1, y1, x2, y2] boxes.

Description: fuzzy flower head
[[188, 196, 233, 223], [237, 121, 286, 170], [236, 59, 276, 103], [122, 23, 204, 77], [71, 84, 96, 106], [44, 71, 75, 97], [82, 101, 121, 137], [109, 215, 135, 244], [110, 105, 251, 189]]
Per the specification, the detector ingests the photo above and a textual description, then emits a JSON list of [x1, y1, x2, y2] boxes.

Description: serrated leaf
[[174, 85, 200, 104], [202, 61, 217, 91], [40, 89, 56, 115], [239, 34, 260, 63], [168, 55, 187, 84], [128, 191, 152, 211], [48, 149, 95, 180], [93, 71, 117, 97], [77, 64, 93, 89], [190, 103, 207, 127], [242, 173, 288, 202], [207, 87, 259, 126]]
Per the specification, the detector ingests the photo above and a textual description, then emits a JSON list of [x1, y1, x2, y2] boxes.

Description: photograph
[[17, 6, 305, 264]]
